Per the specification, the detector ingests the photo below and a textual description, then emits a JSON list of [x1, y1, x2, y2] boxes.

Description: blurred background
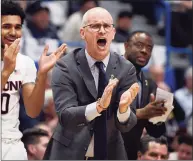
[[14, 0, 192, 160]]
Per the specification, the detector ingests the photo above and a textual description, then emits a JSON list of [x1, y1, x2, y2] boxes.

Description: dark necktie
[[94, 61, 108, 160], [136, 73, 142, 108]]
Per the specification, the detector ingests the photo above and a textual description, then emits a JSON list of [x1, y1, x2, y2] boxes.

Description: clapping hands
[[96, 78, 119, 113], [96, 77, 139, 114]]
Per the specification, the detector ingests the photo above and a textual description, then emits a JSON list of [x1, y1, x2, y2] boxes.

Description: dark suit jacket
[[43, 48, 138, 160], [122, 72, 166, 160]]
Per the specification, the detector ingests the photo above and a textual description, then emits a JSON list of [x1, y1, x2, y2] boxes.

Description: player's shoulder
[[17, 52, 34, 61], [15, 53, 36, 70], [16, 53, 35, 65]]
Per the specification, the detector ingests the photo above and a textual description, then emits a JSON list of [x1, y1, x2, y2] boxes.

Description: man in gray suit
[[44, 7, 139, 160]]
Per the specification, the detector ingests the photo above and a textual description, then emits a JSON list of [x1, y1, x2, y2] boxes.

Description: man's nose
[[9, 27, 16, 36], [141, 47, 148, 55], [99, 25, 106, 33]]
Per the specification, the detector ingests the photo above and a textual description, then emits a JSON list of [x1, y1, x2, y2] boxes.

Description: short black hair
[[126, 30, 152, 42], [117, 10, 133, 19], [178, 134, 192, 146], [79, 0, 99, 7], [139, 135, 168, 154], [25, 1, 50, 16], [1, 0, 25, 24], [21, 128, 49, 152]]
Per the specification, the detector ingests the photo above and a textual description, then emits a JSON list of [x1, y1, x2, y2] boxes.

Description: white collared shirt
[[85, 50, 109, 90], [174, 87, 192, 118]]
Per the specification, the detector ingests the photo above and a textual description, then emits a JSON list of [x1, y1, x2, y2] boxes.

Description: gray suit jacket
[[43, 48, 137, 160]]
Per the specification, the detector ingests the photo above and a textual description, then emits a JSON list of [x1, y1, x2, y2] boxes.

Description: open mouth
[[5, 37, 17, 44], [97, 38, 107, 48]]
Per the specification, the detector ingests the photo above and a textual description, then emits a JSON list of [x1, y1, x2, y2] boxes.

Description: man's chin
[[133, 62, 146, 70], [6, 42, 13, 47], [138, 64, 146, 68]]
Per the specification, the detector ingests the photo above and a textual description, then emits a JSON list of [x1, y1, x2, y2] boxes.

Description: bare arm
[[22, 44, 67, 118], [22, 73, 47, 118]]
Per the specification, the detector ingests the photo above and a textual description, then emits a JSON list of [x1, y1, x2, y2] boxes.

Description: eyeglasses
[[83, 23, 114, 32]]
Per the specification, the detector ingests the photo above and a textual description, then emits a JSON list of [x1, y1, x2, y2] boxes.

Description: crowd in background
[[11, 0, 192, 160]]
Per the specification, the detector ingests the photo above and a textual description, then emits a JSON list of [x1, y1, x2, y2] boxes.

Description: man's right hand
[[96, 78, 119, 113], [2, 38, 20, 77], [137, 93, 167, 119]]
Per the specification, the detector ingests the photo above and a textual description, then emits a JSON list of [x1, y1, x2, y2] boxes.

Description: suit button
[[84, 147, 87, 151]]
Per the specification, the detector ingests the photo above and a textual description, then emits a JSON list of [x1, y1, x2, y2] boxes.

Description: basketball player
[[1, 0, 66, 160]]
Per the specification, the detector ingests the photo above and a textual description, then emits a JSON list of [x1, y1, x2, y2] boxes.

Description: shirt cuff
[[117, 107, 131, 123], [85, 102, 101, 122]]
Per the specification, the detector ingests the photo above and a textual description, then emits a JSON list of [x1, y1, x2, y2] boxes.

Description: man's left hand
[[38, 43, 67, 75], [118, 82, 139, 113]]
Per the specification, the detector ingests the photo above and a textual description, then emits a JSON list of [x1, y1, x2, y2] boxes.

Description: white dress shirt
[[175, 87, 192, 119], [84, 50, 131, 157]]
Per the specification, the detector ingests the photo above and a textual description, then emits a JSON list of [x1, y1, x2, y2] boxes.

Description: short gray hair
[[81, 11, 89, 27], [81, 7, 112, 27]]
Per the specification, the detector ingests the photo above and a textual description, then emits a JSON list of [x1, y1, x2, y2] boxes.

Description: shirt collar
[[85, 49, 110, 69]]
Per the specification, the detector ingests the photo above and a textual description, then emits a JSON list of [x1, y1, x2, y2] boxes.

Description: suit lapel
[[106, 52, 119, 80], [76, 49, 98, 99], [140, 72, 149, 107], [76, 50, 119, 100]]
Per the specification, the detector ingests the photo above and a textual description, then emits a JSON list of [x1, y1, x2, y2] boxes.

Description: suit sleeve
[[114, 65, 138, 133], [51, 61, 89, 129], [145, 80, 166, 137], [172, 97, 186, 123], [145, 121, 166, 137]]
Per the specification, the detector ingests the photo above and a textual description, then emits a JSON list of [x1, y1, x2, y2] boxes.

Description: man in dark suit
[[122, 31, 167, 160], [44, 7, 139, 160]]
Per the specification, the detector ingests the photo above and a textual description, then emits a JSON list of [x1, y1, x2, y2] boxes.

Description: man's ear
[[28, 144, 36, 155], [124, 41, 129, 49], [80, 28, 85, 40], [137, 151, 142, 160], [112, 27, 116, 40]]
